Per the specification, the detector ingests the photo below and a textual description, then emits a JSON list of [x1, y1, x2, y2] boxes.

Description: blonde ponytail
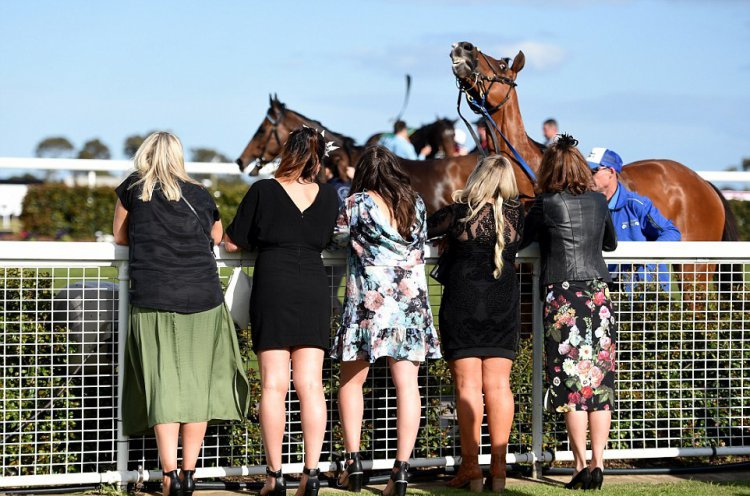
[[453, 155, 519, 279]]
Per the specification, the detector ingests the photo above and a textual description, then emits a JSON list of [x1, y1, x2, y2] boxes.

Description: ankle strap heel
[[264, 466, 286, 496], [386, 460, 409, 496], [338, 452, 364, 492], [302, 467, 320, 496]]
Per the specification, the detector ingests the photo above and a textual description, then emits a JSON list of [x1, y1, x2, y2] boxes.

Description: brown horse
[[365, 118, 458, 159], [449, 41, 738, 243], [235, 95, 482, 212]]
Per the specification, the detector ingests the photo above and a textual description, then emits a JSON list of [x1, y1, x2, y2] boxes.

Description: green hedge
[[20, 181, 252, 241], [20, 184, 750, 241], [729, 200, 750, 241]]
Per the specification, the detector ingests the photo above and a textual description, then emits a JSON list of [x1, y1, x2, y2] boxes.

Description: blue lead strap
[[468, 96, 537, 183]]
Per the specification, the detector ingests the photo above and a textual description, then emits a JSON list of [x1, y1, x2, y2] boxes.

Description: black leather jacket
[[520, 191, 617, 289]]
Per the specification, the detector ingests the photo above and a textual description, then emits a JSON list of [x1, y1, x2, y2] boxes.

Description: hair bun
[[556, 133, 579, 149]]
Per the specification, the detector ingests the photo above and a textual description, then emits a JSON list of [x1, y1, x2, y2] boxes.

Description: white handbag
[[224, 267, 252, 329]]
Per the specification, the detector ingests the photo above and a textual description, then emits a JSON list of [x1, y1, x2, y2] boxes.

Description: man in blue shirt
[[587, 147, 681, 292], [378, 120, 431, 160]]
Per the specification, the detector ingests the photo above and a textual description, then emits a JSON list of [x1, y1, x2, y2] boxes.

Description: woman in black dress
[[225, 127, 339, 496], [520, 135, 617, 491], [427, 155, 523, 493]]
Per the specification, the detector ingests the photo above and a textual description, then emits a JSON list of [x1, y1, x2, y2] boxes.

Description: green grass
[[322, 480, 750, 496]]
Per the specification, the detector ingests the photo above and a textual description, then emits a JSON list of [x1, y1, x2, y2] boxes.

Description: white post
[[116, 261, 130, 489], [531, 259, 544, 479]]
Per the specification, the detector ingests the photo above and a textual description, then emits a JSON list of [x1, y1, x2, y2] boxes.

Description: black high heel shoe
[[164, 469, 182, 496], [564, 467, 591, 490], [261, 466, 287, 496], [589, 468, 603, 490], [383, 460, 409, 496], [302, 467, 320, 496], [182, 470, 195, 496], [337, 452, 364, 492]]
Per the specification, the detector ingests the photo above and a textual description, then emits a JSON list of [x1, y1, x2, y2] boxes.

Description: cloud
[[342, 35, 568, 77], [486, 41, 568, 71]]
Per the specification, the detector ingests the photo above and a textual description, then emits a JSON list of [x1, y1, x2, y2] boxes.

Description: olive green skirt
[[122, 303, 250, 436]]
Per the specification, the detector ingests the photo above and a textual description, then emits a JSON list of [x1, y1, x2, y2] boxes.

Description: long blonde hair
[[452, 155, 519, 278], [131, 131, 198, 201]]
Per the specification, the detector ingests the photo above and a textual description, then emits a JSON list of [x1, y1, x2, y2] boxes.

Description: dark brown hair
[[350, 146, 418, 239], [536, 134, 594, 195], [274, 127, 325, 182]]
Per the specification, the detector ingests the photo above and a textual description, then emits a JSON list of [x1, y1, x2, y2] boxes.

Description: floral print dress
[[544, 279, 617, 412], [330, 192, 442, 363]]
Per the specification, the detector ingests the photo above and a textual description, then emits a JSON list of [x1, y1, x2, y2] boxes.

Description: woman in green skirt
[[113, 132, 250, 496]]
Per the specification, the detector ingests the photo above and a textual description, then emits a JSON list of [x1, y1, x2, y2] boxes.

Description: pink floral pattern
[[330, 193, 441, 363], [544, 279, 617, 412]]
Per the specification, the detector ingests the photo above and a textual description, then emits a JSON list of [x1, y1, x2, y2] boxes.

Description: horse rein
[[454, 47, 538, 187], [255, 111, 284, 164]]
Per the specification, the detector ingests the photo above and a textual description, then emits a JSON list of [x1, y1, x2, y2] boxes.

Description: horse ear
[[511, 51, 525, 73], [269, 94, 273, 107]]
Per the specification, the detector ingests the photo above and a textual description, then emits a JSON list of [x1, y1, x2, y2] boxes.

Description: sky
[[1, 0, 749, 172]]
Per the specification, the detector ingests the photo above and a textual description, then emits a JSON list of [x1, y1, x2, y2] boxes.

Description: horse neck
[[491, 92, 543, 172]]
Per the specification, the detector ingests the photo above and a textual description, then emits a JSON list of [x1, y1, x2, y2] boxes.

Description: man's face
[[543, 123, 557, 140], [591, 166, 616, 194]]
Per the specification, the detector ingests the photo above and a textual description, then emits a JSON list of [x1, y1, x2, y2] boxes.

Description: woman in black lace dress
[[427, 156, 523, 493]]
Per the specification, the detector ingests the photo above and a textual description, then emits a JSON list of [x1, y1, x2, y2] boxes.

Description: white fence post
[[530, 258, 544, 479], [116, 261, 130, 489]]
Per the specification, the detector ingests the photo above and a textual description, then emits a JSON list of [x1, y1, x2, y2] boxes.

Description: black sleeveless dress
[[226, 179, 339, 352], [427, 201, 523, 360]]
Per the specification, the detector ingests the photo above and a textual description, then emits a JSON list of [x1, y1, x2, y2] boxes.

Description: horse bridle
[[456, 49, 517, 115], [255, 110, 285, 164]]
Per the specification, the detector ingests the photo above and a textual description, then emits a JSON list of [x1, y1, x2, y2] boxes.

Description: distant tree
[[78, 138, 111, 159], [190, 147, 230, 163], [123, 132, 156, 158], [743, 157, 749, 172], [35, 136, 75, 158]]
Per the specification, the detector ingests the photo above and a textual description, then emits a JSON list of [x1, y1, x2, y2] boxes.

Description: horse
[[235, 94, 360, 182], [450, 41, 741, 299], [365, 118, 458, 159], [235, 95, 482, 212], [449, 41, 738, 243]]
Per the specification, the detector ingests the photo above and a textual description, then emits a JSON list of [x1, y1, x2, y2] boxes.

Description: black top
[[115, 172, 223, 313], [225, 179, 339, 351], [520, 191, 617, 290], [427, 201, 524, 360]]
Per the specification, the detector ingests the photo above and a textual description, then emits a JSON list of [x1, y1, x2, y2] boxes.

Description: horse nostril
[[235, 158, 243, 169]]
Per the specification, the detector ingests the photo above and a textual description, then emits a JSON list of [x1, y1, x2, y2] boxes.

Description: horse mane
[[528, 134, 546, 154], [286, 107, 358, 146]]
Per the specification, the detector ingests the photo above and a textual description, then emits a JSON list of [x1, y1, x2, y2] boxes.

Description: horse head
[[235, 94, 300, 175], [450, 42, 525, 117]]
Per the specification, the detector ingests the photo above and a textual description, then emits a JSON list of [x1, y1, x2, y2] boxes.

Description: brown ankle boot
[[447, 454, 483, 492], [487, 451, 507, 493]]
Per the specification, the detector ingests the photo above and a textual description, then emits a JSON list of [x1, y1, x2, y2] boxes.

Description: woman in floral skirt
[[331, 146, 441, 496], [520, 134, 618, 491]]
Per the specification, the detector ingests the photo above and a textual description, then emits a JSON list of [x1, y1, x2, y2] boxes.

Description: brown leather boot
[[486, 451, 507, 493], [447, 454, 483, 492]]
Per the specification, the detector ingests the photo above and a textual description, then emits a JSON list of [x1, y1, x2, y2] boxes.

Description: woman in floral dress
[[331, 146, 441, 496], [520, 135, 618, 491]]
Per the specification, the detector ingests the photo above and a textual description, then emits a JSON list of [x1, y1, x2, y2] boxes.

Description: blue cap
[[586, 148, 623, 173]]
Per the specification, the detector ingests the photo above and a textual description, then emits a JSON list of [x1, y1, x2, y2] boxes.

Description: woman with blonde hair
[[426, 155, 523, 493], [113, 132, 249, 496]]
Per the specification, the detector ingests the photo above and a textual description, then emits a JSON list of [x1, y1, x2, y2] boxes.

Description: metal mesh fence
[[1, 244, 749, 487], [1, 266, 119, 477]]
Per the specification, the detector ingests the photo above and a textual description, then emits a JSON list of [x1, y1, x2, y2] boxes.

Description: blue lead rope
[[467, 95, 537, 183]]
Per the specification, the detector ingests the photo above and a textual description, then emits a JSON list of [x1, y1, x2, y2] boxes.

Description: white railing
[[1, 241, 749, 489]]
